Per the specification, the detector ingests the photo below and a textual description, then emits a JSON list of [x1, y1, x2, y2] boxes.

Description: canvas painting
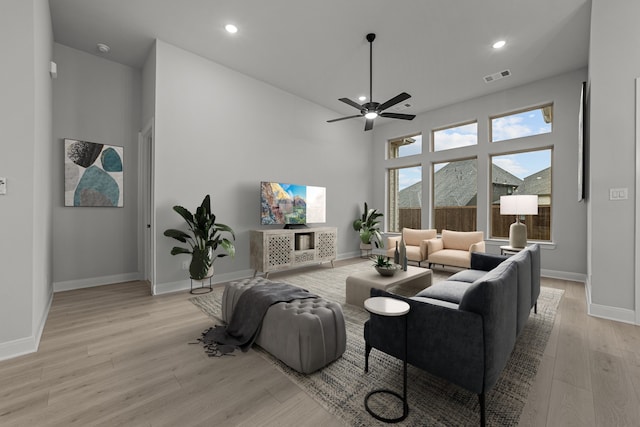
[[64, 139, 124, 207]]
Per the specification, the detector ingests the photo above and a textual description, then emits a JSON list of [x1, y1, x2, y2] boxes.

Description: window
[[432, 158, 477, 232], [491, 104, 553, 142], [490, 149, 552, 241], [388, 166, 422, 232], [432, 121, 477, 152], [388, 134, 422, 158]]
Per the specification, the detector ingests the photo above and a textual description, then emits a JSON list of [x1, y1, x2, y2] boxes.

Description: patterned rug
[[190, 262, 563, 426]]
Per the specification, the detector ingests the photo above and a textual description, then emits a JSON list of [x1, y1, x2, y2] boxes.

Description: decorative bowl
[[375, 265, 398, 277]]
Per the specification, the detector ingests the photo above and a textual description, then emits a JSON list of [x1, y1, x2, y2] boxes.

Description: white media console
[[250, 227, 337, 277]]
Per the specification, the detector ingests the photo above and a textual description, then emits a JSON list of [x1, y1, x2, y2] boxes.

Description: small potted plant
[[164, 194, 236, 281], [371, 255, 398, 277], [353, 202, 384, 250]]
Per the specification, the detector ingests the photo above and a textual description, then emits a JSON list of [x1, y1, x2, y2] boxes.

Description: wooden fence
[[397, 206, 551, 240]]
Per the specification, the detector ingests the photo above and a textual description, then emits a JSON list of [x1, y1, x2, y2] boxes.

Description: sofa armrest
[[469, 240, 485, 253], [426, 237, 443, 254], [365, 288, 486, 394], [420, 240, 430, 260], [470, 252, 508, 271]]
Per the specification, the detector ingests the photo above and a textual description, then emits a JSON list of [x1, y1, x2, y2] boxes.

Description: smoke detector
[[484, 69, 511, 83], [96, 43, 111, 54]]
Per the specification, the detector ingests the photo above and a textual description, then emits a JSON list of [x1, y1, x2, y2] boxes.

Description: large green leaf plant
[[352, 202, 384, 248], [164, 195, 236, 280]]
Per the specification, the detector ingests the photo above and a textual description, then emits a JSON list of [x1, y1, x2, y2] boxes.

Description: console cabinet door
[[266, 233, 293, 270], [316, 230, 337, 261]]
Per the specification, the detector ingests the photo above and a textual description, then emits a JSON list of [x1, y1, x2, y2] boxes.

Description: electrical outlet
[[0, 177, 6, 195], [182, 260, 190, 270]]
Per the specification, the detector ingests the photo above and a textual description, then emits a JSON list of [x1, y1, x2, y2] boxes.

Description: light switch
[[609, 187, 628, 200], [0, 177, 6, 195]]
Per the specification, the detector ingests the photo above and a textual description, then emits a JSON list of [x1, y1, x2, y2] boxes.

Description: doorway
[[139, 119, 156, 295]]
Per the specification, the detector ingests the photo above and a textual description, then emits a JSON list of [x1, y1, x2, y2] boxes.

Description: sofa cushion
[[501, 248, 532, 335], [442, 229, 484, 251], [458, 260, 518, 391], [403, 228, 437, 247], [470, 252, 509, 271], [448, 269, 486, 283], [410, 296, 460, 310], [415, 280, 473, 304], [428, 249, 471, 268]]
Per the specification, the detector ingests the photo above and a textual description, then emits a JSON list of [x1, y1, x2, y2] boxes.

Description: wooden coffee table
[[345, 265, 432, 307]]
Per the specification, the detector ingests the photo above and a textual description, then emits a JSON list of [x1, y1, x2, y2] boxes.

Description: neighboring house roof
[[398, 181, 422, 208], [433, 159, 478, 207], [492, 166, 523, 188], [398, 162, 549, 207], [516, 167, 551, 196]]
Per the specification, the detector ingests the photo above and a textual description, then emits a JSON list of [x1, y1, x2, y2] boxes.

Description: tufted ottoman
[[222, 277, 346, 374]]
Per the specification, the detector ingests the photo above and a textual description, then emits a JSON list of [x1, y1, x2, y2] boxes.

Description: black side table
[[363, 296, 410, 423]]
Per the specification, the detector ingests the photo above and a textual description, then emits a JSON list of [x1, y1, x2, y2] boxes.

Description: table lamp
[[500, 195, 538, 248]]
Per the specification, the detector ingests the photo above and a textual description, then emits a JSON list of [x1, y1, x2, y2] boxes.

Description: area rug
[[190, 262, 563, 426]]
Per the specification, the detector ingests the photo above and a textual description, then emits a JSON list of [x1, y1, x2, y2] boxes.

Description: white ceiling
[[49, 0, 591, 118]]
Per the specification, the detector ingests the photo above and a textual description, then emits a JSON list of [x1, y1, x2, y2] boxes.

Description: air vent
[[484, 69, 511, 83], [391, 102, 412, 112]]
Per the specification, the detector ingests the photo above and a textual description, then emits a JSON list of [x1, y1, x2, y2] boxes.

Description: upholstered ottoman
[[222, 277, 346, 374]]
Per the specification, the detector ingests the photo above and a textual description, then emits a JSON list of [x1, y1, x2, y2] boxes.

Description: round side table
[[363, 296, 410, 423]]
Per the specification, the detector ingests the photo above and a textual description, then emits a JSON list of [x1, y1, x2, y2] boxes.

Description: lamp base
[[509, 221, 527, 249]]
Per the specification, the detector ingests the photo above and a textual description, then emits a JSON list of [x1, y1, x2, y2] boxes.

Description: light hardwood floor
[[1, 260, 639, 426]]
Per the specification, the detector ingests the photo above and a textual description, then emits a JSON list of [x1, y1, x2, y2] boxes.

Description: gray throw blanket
[[203, 282, 317, 354]]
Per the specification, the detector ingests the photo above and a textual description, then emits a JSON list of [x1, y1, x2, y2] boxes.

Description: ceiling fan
[[327, 33, 416, 131]]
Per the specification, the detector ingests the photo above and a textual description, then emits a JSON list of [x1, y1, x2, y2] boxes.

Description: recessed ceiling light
[[493, 40, 506, 49], [358, 95, 367, 101], [225, 24, 238, 34]]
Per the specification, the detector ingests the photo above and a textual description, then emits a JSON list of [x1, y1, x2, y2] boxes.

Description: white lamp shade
[[500, 195, 538, 216]]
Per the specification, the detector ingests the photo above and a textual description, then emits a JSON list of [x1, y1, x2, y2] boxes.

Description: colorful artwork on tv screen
[[260, 182, 325, 225], [64, 139, 124, 207]]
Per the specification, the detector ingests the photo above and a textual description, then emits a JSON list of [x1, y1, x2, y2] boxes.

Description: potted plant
[[352, 202, 384, 249], [371, 255, 397, 276], [164, 194, 236, 280]]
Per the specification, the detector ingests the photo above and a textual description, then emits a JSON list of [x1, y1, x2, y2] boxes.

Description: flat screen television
[[260, 181, 326, 227]]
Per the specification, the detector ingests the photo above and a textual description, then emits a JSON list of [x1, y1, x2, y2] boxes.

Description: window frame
[[489, 103, 554, 143], [387, 164, 423, 233], [489, 147, 553, 242], [431, 156, 479, 233]]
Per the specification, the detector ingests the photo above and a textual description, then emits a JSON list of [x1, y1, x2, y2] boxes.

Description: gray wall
[[371, 69, 588, 279], [151, 40, 373, 291], [588, 0, 640, 322], [0, 0, 53, 359], [52, 43, 141, 289]]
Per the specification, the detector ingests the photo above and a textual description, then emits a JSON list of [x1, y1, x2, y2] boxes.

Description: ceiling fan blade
[[380, 112, 416, 120], [378, 92, 411, 111], [364, 118, 374, 131], [327, 114, 362, 123], [339, 98, 363, 110]]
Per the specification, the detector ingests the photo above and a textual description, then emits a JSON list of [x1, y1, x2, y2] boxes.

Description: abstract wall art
[[64, 139, 124, 207]]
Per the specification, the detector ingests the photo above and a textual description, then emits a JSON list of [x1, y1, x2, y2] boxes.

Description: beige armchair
[[385, 228, 437, 267], [427, 229, 485, 269]]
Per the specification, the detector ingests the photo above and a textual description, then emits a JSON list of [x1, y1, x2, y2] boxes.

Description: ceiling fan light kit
[[328, 33, 416, 131]]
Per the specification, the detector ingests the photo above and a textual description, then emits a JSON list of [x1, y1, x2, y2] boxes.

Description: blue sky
[[395, 108, 552, 189]]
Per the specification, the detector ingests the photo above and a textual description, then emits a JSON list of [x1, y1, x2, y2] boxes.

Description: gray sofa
[[364, 244, 540, 426]]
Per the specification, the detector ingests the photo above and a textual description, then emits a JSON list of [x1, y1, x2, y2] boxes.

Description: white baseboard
[[54, 272, 142, 292], [541, 269, 587, 283], [585, 277, 637, 324], [0, 289, 53, 362], [154, 268, 255, 295]]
